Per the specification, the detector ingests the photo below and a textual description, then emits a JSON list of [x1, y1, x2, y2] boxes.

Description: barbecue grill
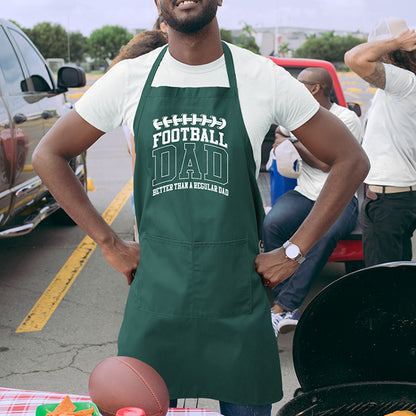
[[277, 261, 416, 416]]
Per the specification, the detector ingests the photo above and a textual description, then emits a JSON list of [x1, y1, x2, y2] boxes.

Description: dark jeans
[[263, 190, 358, 311], [169, 400, 271, 416], [361, 191, 416, 267]]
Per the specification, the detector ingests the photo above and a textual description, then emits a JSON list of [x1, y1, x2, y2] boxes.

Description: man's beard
[[161, 1, 218, 34]]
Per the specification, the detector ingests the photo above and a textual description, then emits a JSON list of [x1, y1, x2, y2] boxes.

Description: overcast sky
[[3, 0, 416, 36]]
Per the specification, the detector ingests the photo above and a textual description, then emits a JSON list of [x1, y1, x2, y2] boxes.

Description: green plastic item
[[35, 401, 99, 416]]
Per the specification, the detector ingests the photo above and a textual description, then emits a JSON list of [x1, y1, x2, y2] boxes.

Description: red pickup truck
[[263, 57, 364, 274]]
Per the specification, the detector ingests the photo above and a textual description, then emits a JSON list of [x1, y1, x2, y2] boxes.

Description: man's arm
[[255, 107, 369, 288], [32, 110, 140, 284], [344, 29, 416, 89], [292, 140, 331, 172], [276, 126, 330, 172]]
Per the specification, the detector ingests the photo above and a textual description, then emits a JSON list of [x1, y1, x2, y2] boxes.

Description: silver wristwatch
[[288, 136, 298, 143], [283, 240, 305, 264]]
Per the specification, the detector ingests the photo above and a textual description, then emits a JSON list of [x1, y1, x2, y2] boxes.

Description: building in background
[[231, 26, 368, 57]]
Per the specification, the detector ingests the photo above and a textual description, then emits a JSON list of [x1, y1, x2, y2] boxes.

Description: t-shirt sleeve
[[384, 63, 416, 98], [271, 65, 320, 131], [337, 109, 362, 142], [74, 61, 128, 132]]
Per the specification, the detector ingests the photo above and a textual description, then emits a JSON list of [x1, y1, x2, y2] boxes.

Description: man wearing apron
[[33, 1, 370, 415]]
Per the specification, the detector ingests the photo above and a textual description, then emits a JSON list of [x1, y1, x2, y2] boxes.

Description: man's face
[[157, 0, 221, 34]]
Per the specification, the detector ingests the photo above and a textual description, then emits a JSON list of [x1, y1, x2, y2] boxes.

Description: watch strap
[[283, 240, 306, 264]]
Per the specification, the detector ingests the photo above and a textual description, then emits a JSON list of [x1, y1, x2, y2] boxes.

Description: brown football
[[88, 356, 169, 416]]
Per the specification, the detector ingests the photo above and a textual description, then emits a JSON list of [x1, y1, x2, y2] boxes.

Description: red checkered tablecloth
[[0, 388, 223, 416]]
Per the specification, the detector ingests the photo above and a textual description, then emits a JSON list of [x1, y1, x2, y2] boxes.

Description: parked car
[[0, 19, 86, 237], [263, 57, 364, 273]]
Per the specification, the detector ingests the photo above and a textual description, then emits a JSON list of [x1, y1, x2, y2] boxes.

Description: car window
[[0, 27, 26, 95], [9, 28, 53, 92], [284, 67, 303, 79]]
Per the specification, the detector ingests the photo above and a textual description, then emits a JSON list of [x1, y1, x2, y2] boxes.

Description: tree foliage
[[23, 22, 68, 59], [235, 24, 260, 54], [220, 26, 260, 54], [88, 25, 133, 62], [294, 31, 365, 62], [278, 42, 291, 57], [68, 32, 89, 64], [220, 29, 234, 44]]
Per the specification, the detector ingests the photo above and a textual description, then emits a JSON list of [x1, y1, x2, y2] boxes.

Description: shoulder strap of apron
[[221, 41, 238, 95], [142, 44, 169, 95], [133, 45, 168, 134], [143, 42, 237, 94]]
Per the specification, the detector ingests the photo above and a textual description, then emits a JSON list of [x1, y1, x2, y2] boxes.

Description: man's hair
[[110, 30, 168, 69], [302, 67, 333, 98], [387, 49, 416, 75]]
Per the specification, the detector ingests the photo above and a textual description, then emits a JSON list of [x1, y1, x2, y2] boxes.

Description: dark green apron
[[118, 43, 282, 405]]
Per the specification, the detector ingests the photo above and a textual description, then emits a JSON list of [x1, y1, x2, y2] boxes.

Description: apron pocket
[[192, 239, 253, 318], [133, 233, 253, 318], [133, 233, 193, 317]]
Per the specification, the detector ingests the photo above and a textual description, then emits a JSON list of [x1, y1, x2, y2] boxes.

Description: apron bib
[[118, 43, 282, 405]]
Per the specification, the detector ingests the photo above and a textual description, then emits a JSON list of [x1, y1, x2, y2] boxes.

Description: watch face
[[285, 244, 299, 259]]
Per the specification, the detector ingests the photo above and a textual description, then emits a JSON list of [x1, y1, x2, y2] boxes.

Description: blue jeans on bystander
[[263, 190, 358, 311]]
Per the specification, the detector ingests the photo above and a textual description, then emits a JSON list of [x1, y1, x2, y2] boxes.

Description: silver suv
[[0, 18, 86, 237]]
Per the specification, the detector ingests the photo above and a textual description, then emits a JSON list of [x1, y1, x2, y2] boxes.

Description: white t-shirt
[[362, 63, 416, 186], [75, 43, 319, 176], [278, 103, 362, 201]]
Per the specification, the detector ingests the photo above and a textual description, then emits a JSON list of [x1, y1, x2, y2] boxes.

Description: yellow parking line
[[16, 178, 133, 333], [347, 88, 362, 93], [87, 177, 97, 191], [67, 92, 84, 99]]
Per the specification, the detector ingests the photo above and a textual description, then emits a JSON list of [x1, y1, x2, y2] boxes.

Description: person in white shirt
[[263, 67, 362, 336], [31, 1, 369, 414], [345, 17, 416, 267]]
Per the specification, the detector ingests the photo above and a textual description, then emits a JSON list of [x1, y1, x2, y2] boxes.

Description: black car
[[0, 18, 86, 237]]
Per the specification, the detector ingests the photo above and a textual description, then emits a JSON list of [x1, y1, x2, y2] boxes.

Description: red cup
[[116, 408, 146, 416]]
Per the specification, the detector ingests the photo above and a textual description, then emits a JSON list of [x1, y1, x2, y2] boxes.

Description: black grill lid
[[277, 381, 416, 416], [292, 262, 416, 392]]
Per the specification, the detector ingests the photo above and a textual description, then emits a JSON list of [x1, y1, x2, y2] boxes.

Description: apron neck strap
[[143, 42, 237, 93], [147, 44, 168, 84], [221, 41, 237, 91]]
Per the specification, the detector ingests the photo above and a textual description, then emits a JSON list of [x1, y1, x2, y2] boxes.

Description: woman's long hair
[[109, 30, 168, 69], [387, 49, 416, 75]]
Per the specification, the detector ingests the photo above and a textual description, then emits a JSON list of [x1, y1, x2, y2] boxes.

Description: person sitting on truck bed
[[263, 67, 362, 336]]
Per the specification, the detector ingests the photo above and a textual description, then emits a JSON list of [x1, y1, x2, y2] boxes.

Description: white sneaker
[[277, 308, 301, 334], [270, 310, 287, 337]]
